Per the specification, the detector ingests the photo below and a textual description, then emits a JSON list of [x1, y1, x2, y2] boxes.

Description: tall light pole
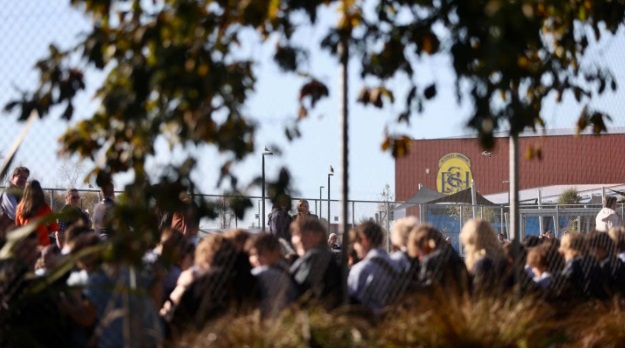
[[327, 166, 334, 232], [261, 146, 273, 231], [319, 186, 325, 219]]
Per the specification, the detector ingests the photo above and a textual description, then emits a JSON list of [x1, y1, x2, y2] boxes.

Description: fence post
[[459, 206, 463, 232], [538, 189, 543, 234], [500, 206, 504, 235], [555, 205, 560, 238], [351, 201, 355, 229], [384, 201, 389, 251]]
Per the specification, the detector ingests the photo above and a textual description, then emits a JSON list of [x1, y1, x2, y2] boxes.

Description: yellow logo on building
[[436, 153, 472, 195]]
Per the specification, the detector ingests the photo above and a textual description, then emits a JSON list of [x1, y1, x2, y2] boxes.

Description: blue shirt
[[390, 251, 411, 273], [83, 267, 163, 348], [348, 248, 401, 311]]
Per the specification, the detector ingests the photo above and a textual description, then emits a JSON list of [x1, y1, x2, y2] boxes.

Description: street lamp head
[[263, 146, 274, 156], [320, 186, 325, 189]]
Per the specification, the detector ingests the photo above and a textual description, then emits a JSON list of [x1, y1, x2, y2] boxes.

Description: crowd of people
[[2, 166, 625, 347]]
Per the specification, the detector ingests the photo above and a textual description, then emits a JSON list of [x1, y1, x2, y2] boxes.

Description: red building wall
[[396, 133, 625, 201]]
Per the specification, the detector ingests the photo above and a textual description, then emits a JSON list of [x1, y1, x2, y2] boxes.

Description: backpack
[[369, 256, 407, 306], [269, 208, 292, 241]]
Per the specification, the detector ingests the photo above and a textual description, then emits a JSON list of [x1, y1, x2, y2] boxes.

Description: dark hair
[[587, 231, 616, 255], [522, 235, 541, 248], [100, 181, 114, 198], [18, 180, 46, 218], [71, 232, 101, 256], [297, 199, 309, 211], [351, 221, 384, 247], [527, 244, 550, 269], [252, 233, 281, 255], [604, 196, 618, 208], [290, 216, 326, 236], [66, 225, 93, 246], [65, 188, 78, 198], [11, 166, 30, 179]]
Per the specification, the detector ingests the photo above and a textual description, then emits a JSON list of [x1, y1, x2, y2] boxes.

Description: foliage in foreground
[[566, 300, 625, 348], [176, 306, 372, 348], [173, 292, 625, 348]]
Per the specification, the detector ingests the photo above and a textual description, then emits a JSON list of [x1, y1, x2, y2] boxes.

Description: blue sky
[[2, 0, 625, 203]]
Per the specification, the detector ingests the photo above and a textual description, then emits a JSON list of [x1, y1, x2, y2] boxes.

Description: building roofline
[[414, 127, 625, 141]]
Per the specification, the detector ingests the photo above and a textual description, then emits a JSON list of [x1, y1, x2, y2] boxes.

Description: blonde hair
[[392, 216, 419, 249], [224, 228, 251, 251], [407, 223, 443, 258], [559, 233, 584, 259], [609, 226, 625, 253], [460, 219, 504, 271], [195, 234, 236, 267]]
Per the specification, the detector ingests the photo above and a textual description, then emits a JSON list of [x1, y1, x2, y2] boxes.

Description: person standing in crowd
[[143, 227, 190, 305], [348, 221, 402, 311], [411, 223, 469, 295], [171, 192, 200, 245], [61, 232, 163, 347], [0, 166, 29, 236], [290, 216, 342, 309], [168, 234, 258, 332], [460, 219, 508, 295], [57, 188, 91, 249], [268, 203, 292, 245], [608, 226, 625, 263], [390, 216, 419, 272], [587, 231, 625, 297], [92, 180, 115, 239], [15, 180, 59, 247], [248, 233, 296, 318], [497, 233, 506, 243], [596, 196, 622, 232], [557, 233, 606, 300], [294, 199, 318, 221], [327, 233, 341, 250], [526, 244, 553, 289]]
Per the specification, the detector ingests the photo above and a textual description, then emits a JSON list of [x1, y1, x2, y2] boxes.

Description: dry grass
[[376, 291, 564, 348], [173, 293, 625, 347], [565, 299, 625, 348], [175, 306, 372, 348]]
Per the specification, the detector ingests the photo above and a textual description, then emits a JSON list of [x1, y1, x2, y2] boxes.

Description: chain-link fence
[[3, 184, 620, 247], [4, 1, 625, 347], [418, 202, 624, 254]]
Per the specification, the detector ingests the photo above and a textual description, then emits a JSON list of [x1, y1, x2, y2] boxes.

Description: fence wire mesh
[[3, 0, 625, 347]]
